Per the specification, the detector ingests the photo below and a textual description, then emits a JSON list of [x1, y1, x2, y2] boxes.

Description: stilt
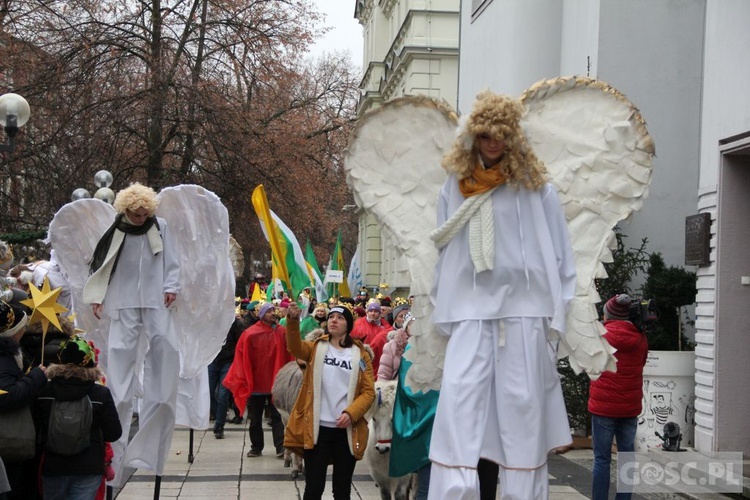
[[106, 485, 113, 500], [188, 428, 195, 463], [154, 475, 162, 500]]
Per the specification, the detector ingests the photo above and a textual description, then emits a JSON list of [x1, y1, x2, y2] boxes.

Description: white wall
[[699, 1, 750, 189], [597, 0, 705, 269], [458, 0, 563, 112], [559, 0, 600, 77]]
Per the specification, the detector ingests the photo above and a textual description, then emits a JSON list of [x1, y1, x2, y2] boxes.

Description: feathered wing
[[520, 76, 655, 378], [48, 199, 116, 370], [344, 96, 458, 393], [156, 184, 236, 379]]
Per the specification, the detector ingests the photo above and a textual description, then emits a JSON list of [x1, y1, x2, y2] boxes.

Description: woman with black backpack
[[34, 336, 121, 500]]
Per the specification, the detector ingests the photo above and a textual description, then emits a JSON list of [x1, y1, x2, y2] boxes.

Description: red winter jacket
[[223, 321, 293, 412], [588, 320, 648, 418], [350, 317, 385, 345]]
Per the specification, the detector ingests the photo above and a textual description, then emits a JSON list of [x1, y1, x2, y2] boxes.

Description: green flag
[[326, 230, 350, 298], [305, 239, 323, 282]]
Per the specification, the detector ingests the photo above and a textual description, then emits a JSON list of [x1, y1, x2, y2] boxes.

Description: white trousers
[[107, 307, 180, 483], [428, 462, 549, 500], [428, 318, 570, 499]]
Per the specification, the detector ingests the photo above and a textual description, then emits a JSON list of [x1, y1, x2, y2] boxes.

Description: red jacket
[[223, 321, 292, 412], [350, 316, 385, 345], [588, 320, 648, 418]]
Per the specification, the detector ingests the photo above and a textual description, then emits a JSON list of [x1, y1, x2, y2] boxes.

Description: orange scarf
[[459, 159, 507, 197]]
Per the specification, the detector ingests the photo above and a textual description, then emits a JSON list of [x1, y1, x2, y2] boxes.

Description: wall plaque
[[684, 213, 711, 266]]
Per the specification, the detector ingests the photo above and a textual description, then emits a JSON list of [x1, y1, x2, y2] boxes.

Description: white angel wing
[[344, 96, 458, 393], [520, 76, 655, 378], [156, 184, 236, 379], [48, 199, 116, 370]]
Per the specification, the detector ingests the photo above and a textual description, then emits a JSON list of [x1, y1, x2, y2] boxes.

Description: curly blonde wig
[[442, 91, 548, 190], [113, 182, 159, 216]]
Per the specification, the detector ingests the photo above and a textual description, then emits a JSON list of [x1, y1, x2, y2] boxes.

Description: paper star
[[20, 276, 69, 335]]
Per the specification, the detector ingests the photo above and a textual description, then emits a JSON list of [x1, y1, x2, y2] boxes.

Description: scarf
[[83, 213, 164, 305], [90, 213, 161, 278], [431, 157, 505, 272], [458, 158, 507, 197]]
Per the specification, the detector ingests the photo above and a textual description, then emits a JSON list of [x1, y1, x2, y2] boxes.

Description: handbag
[[0, 405, 36, 462]]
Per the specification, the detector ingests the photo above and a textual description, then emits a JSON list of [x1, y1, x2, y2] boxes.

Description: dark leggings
[[478, 458, 500, 500], [303, 426, 357, 500]]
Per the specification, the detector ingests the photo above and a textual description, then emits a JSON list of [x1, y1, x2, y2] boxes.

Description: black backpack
[[46, 396, 93, 455]]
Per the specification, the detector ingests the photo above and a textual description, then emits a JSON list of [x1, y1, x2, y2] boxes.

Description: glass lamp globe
[[94, 170, 114, 188], [71, 188, 91, 201], [0, 94, 31, 128], [94, 187, 115, 204]]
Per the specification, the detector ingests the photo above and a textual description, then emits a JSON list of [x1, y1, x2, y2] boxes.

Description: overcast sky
[[308, 0, 364, 70]]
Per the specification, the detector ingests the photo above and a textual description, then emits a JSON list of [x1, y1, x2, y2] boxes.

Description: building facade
[[353, 0, 459, 295]]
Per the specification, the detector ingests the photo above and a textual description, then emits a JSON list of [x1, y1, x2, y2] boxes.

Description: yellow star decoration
[[20, 276, 69, 335]]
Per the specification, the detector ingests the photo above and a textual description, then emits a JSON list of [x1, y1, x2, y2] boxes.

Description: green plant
[[641, 253, 697, 351], [557, 358, 591, 435], [594, 229, 650, 313]]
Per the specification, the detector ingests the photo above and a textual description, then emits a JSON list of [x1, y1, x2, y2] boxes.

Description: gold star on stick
[[20, 276, 69, 335]]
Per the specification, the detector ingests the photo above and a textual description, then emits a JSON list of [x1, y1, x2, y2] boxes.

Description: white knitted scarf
[[429, 187, 498, 273]]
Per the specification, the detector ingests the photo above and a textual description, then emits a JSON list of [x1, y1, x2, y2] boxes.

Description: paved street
[[115, 419, 750, 499], [111, 422, 623, 499]]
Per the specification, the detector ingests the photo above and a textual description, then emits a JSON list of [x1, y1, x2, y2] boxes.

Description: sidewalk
[[114, 423, 741, 499]]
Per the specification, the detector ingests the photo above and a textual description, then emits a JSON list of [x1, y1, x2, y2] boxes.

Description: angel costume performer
[[83, 183, 180, 482], [428, 92, 574, 499]]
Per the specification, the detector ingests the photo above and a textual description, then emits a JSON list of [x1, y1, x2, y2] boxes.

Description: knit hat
[[258, 302, 275, 319], [366, 301, 381, 312], [328, 305, 354, 333], [279, 298, 291, 309], [604, 294, 632, 321], [392, 303, 410, 321], [380, 296, 391, 307], [58, 335, 97, 367], [245, 300, 260, 312], [0, 300, 28, 339]]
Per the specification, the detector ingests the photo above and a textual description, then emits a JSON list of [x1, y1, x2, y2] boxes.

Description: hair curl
[[113, 182, 159, 216], [442, 91, 548, 190]]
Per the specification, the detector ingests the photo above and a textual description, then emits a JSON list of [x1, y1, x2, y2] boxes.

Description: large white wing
[[48, 199, 116, 370], [156, 185, 236, 378], [344, 96, 457, 393], [520, 76, 655, 378]]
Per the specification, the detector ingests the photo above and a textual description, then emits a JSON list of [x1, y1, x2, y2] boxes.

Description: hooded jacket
[[223, 320, 292, 412], [588, 320, 648, 418], [33, 364, 122, 476], [283, 318, 375, 460], [0, 337, 47, 411]]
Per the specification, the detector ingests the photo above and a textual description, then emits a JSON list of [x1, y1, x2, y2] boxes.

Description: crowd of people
[[0, 88, 651, 500]]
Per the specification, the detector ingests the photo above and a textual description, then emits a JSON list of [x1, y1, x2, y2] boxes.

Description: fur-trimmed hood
[[46, 363, 102, 383]]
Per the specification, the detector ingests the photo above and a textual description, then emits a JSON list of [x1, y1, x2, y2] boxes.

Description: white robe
[[89, 217, 181, 483], [428, 178, 575, 499]]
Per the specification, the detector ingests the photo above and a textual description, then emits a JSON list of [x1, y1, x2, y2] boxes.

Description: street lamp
[[0, 93, 31, 153], [70, 169, 115, 203]]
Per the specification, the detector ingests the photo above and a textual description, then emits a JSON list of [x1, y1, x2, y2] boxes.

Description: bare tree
[[0, 0, 359, 274]]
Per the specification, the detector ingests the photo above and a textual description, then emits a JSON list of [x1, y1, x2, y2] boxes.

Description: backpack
[[46, 396, 93, 455]]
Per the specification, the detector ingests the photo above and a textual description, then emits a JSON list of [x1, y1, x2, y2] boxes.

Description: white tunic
[[428, 176, 576, 478], [431, 177, 575, 335], [103, 217, 180, 313]]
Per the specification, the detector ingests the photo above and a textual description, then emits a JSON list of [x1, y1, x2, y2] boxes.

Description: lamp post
[[71, 169, 115, 203], [0, 93, 31, 153]]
